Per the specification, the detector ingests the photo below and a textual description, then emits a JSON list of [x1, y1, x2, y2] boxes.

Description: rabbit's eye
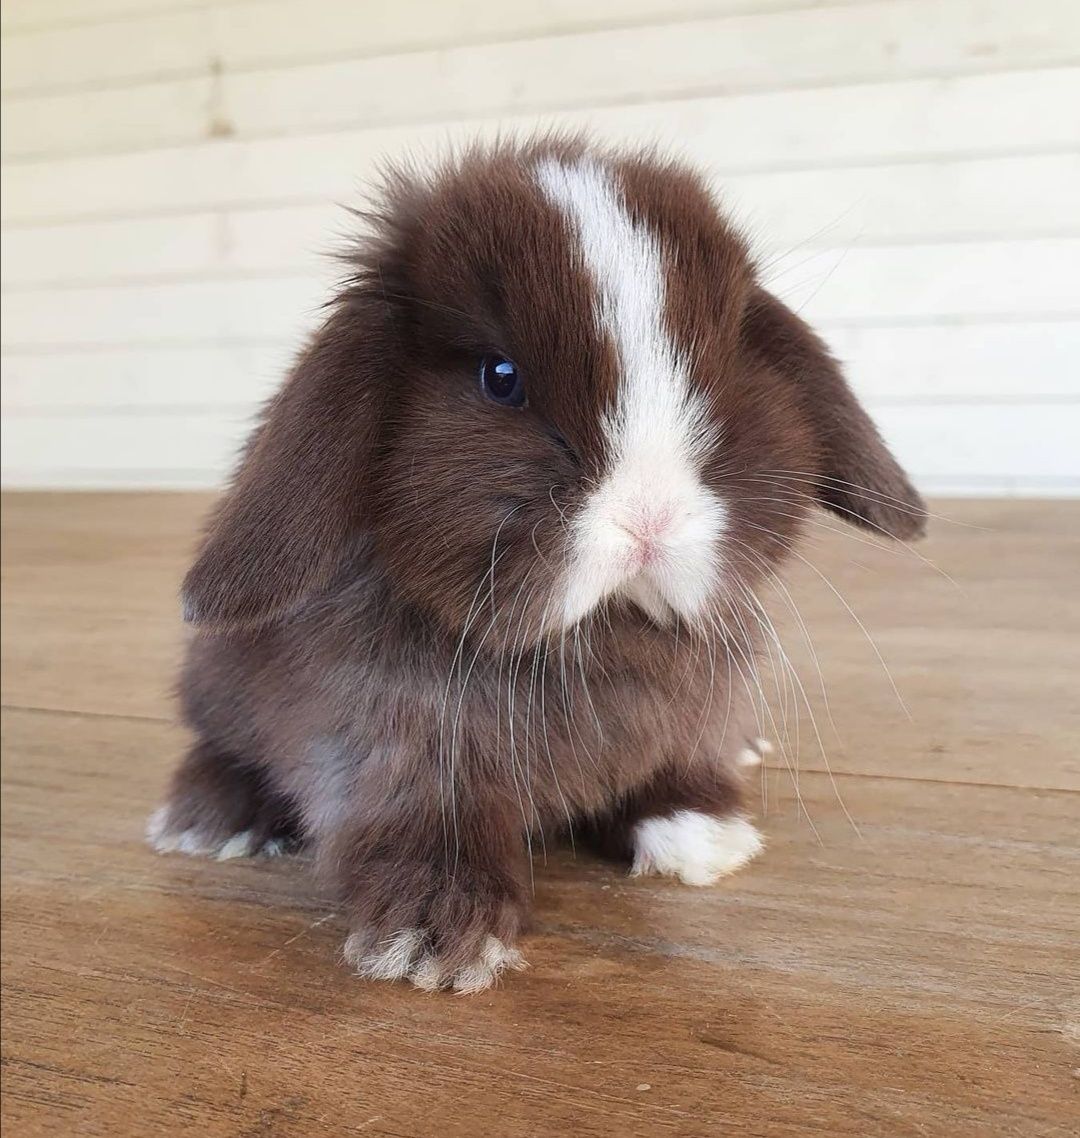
[[479, 355, 525, 408]]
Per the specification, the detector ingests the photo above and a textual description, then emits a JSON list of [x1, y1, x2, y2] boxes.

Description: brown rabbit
[[149, 137, 925, 992]]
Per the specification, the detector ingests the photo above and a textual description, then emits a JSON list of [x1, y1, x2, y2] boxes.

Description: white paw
[[631, 811, 764, 886], [146, 808, 285, 860], [736, 737, 773, 767], [214, 830, 258, 860], [344, 929, 527, 994]]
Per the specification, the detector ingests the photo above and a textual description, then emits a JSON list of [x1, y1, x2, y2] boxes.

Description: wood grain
[[2, 493, 1078, 1136]]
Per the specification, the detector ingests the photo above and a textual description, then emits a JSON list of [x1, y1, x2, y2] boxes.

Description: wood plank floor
[[2, 493, 1077, 1137]]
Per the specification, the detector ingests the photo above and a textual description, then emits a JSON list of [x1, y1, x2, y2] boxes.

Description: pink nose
[[620, 505, 675, 561]]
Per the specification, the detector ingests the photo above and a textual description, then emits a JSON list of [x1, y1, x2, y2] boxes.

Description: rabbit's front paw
[[345, 927, 525, 994], [342, 860, 527, 994]]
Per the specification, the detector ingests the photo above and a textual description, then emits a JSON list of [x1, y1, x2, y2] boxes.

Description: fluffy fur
[[151, 137, 926, 991]]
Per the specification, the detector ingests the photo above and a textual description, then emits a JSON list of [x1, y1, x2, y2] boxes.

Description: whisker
[[728, 538, 839, 736], [756, 469, 983, 529], [734, 477, 962, 588], [730, 568, 860, 838], [535, 597, 576, 849], [709, 605, 821, 841], [438, 554, 504, 872], [773, 536, 914, 724]]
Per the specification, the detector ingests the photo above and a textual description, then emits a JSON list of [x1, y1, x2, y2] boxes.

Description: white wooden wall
[[2, 0, 1078, 494]]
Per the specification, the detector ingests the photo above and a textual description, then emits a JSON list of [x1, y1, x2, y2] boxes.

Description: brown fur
[[155, 137, 926, 988]]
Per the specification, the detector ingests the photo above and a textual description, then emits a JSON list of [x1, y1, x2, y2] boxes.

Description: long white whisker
[[735, 476, 961, 587]]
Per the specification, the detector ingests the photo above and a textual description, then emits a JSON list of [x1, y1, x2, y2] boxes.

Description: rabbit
[[148, 136, 926, 993]]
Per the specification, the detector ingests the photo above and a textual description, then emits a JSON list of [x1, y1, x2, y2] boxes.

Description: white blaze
[[536, 158, 725, 627]]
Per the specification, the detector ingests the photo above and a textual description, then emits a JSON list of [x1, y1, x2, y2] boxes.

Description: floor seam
[[3, 702, 1076, 795]]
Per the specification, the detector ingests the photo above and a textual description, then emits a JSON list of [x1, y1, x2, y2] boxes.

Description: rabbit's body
[[174, 552, 759, 846], [150, 138, 925, 991]]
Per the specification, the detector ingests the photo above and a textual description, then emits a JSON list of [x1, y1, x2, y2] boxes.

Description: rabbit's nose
[[616, 504, 677, 562]]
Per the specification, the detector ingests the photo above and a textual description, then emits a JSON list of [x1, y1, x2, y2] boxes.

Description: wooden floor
[[1, 494, 1077, 1137]]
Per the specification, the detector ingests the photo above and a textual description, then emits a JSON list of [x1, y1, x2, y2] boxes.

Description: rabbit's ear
[[182, 305, 385, 629], [742, 288, 926, 539]]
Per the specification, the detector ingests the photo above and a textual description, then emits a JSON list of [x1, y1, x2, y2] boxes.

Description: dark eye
[[478, 355, 525, 408]]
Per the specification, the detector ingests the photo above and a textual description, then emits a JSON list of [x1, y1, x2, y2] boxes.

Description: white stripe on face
[[536, 158, 725, 628]]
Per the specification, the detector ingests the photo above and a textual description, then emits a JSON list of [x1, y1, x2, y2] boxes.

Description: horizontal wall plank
[[3, 3, 1077, 494], [0, 343, 293, 411], [876, 403, 1080, 485], [0, 0, 209, 35], [6, 68, 1079, 225], [3, 404, 1077, 492], [1, 73, 214, 160], [825, 321, 1080, 403], [732, 153, 1080, 249], [1, 409, 250, 479], [4, 240, 1076, 348], [0, 276, 323, 347], [5, 154, 1078, 287], [0, 1, 860, 92], [4, 0, 1078, 159], [4, 322, 1079, 414], [768, 239, 1080, 323]]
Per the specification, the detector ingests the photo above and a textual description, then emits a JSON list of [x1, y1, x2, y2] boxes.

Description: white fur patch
[[146, 807, 284, 860], [215, 830, 256, 860], [535, 157, 724, 628], [344, 929, 526, 994], [631, 811, 764, 886], [737, 738, 773, 768]]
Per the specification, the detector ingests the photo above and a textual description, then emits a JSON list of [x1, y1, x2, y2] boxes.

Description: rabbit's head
[[183, 138, 925, 642]]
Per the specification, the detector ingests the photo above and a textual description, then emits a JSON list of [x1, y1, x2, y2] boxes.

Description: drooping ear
[[182, 304, 386, 629], [742, 288, 926, 540]]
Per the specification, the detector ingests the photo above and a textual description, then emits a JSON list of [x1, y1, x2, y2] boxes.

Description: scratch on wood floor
[[251, 912, 337, 969]]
